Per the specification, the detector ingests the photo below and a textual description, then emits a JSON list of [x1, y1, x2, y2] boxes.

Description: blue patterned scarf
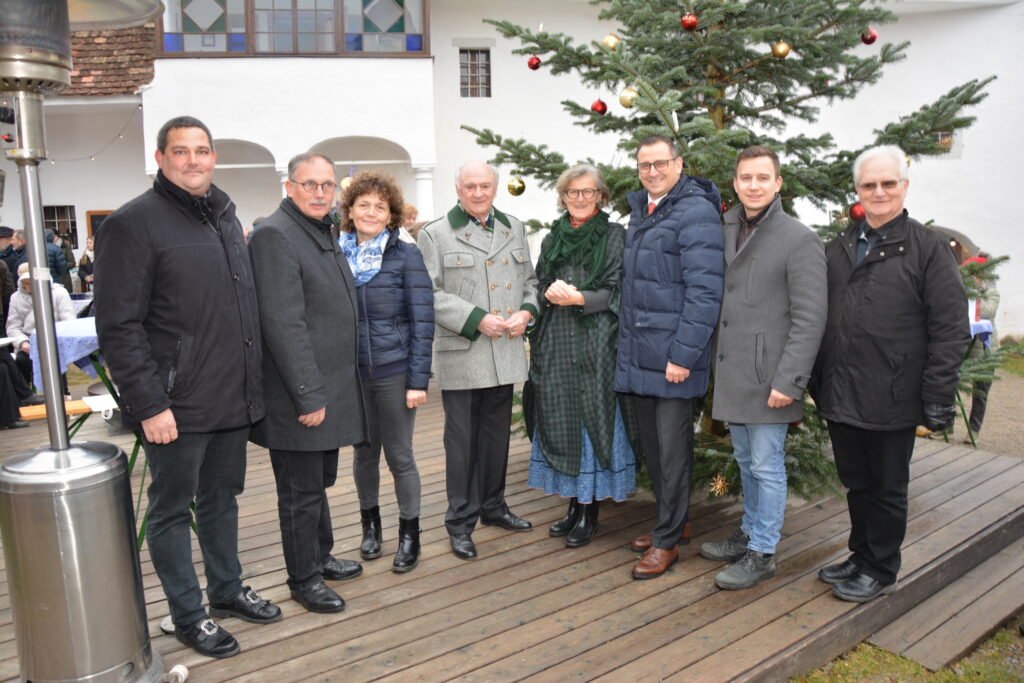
[[340, 230, 390, 286]]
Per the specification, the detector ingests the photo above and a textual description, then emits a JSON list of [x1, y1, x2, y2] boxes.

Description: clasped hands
[[545, 279, 586, 307], [478, 310, 533, 339]]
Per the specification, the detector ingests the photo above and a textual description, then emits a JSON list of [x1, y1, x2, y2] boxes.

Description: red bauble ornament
[[850, 202, 866, 221], [721, 201, 728, 214], [681, 13, 699, 31], [861, 28, 878, 45], [527, 55, 541, 70], [590, 99, 608, 115]]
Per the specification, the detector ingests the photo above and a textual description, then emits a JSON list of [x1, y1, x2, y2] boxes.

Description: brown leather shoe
[[630, 523, 691, 552], [632, 546, 680, 580]]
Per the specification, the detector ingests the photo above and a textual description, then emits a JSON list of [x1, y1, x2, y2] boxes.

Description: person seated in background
[[5, 263, 75, 391]]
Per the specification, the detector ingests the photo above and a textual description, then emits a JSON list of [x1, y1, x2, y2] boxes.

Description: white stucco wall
[[429, 0, 623, 235]]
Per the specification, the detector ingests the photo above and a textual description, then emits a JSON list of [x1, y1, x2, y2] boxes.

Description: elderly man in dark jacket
[[615, 135, 725, 580], [96, 116, 278, 660], [810, 144, 970, 603], [700, 146, 827, 590], [249, 152, 367, 614]]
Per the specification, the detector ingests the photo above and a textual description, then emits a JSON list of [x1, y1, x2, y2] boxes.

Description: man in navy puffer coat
[[615, 135, 725, 580]]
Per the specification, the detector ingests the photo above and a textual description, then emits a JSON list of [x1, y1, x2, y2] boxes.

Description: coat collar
[[724, 195, 783, 264], [281, 198, 338, 252], [446, 203, 516, 255]]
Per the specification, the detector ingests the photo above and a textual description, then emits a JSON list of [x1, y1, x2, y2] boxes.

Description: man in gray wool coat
[[700, 145, 827, 590], [418, 160, 540, 560], [249, 152, 367, 614]]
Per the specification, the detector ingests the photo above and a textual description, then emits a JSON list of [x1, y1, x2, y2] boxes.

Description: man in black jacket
[[96, 116, 280, 659], [811, 145, 970, 603]]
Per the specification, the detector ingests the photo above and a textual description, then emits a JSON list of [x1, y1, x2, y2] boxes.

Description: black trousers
[[828, 421, 916, 585], [442, 384, 514, 536], [0, 355, 33, 423], [144, 426, 248, 629], [968, 380, 991, 433], [632, 395, 694, 549], [270, 448, 339, 591]]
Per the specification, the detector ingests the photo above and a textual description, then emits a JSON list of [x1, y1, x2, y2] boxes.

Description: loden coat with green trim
[[419, 204, 539, 391]]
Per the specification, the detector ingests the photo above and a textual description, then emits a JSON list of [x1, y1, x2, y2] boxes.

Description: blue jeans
[[144, 427, 248, 628], [731, 423, 788, 554]]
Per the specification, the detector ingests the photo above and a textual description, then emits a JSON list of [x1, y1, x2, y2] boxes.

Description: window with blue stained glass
[[161, 0, 426, 54]]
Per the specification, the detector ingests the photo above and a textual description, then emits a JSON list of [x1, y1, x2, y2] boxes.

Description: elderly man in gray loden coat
[[418, 160, 540, 561], [249, 152, 368, 615], [700, 145, 827, 591]]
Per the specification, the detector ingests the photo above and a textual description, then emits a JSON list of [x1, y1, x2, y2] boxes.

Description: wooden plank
[[869, 543, 1023, 655], [678, 461, 1024, 681], [886, 546, 1024, 670], [581, 452, 1023, 682], [18, 399, 93, 421], [502, 444, 998, 682]]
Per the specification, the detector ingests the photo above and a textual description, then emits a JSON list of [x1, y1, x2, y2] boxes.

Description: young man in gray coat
[[418, 161, 539, 560], [249, 153, 367, 614], [700, 145, 827, 590]]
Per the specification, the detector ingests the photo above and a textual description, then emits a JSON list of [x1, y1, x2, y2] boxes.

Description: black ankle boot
[[392, 517, 420, 573], [360, 506, 382, 560], [566, 500, 599, 547], [548, 498, 581, 537]]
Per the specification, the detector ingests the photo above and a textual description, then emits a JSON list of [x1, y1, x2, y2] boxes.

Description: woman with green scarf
[[525, 164, 638, 548]]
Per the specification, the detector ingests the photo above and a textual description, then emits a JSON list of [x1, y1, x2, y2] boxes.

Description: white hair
[[853, 145, 909, 185], [455, 161, 499, 187]]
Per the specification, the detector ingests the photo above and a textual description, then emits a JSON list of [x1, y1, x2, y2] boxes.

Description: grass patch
[[1001, 354, 1024, 378], [794, 616, 1024, 682]]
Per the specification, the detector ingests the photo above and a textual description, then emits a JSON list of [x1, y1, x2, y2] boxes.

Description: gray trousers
[[352, 372, 421, 518], [632, 395, 694, 549]]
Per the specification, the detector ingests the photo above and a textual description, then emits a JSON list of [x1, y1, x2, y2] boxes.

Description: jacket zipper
[[360, 286, 374, 377]]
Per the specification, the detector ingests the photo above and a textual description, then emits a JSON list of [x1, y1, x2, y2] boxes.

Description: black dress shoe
[[450, 533, 477, 560], [832, 573, 897, 603], [323, 556, 363, 581], [175, 618, 240, 659], [818, 559, 860, 585], [19, 394, 44, 407], [2, 420, 29, 429], [480, 509, 532, 532], [209, 585, 282, 624], [291, 581, 345, 613]]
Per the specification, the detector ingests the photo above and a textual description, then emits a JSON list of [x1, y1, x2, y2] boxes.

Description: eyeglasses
[[564, 188, 599, 199], [637, 158, 678, 174], [295, 180, 337, 194], [857, 179, 903, 192]]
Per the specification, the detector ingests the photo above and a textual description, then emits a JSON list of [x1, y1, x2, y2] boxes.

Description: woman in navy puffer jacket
[[338, 172, 434, 573]]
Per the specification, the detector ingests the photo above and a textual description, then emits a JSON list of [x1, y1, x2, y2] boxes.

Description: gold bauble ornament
[[618, 86, 639, 108], [601, 33, 621, 50], [507, 176, 526, 196], [340, 176, 353, 191], [772, 41, 791, 59]]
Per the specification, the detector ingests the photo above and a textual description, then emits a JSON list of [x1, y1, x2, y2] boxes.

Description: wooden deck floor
[[1, 393, 1022, 682]]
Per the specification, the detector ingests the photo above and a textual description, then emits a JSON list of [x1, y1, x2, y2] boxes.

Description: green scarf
[[539, 210, 610, 293]]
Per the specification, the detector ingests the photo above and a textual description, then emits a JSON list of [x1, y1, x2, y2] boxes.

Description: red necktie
[[648, 201, 656, 215]]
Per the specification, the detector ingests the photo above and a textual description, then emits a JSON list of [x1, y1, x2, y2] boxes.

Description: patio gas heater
[[0, 2, 174, 682]]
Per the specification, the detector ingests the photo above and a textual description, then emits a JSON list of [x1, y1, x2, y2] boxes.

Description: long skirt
[[527, 407, 636, 503]]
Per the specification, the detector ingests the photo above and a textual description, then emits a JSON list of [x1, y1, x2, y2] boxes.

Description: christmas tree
[[469, 0, 996, 498]]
